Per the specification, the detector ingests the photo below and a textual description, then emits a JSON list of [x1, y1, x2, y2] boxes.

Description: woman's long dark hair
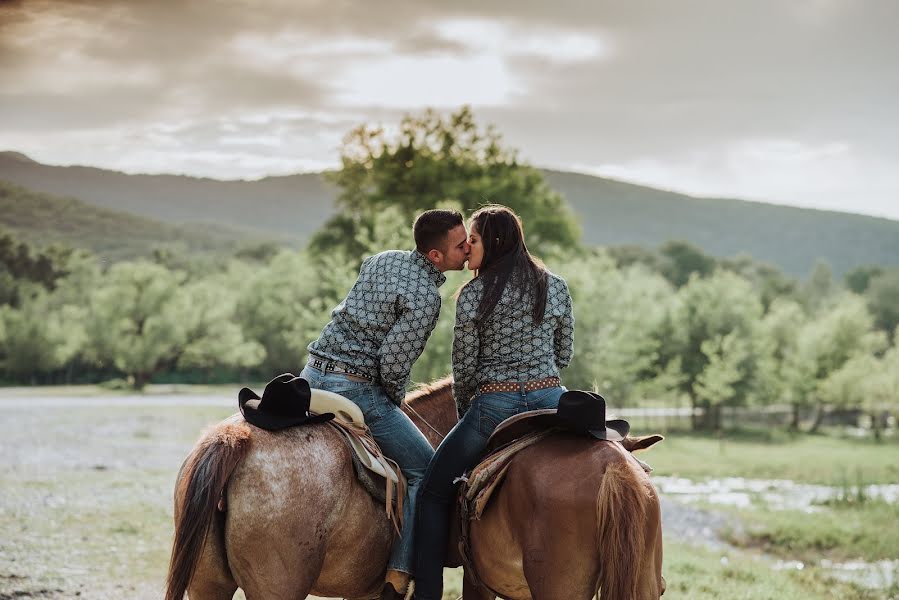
[[470, 205, 548, 325]]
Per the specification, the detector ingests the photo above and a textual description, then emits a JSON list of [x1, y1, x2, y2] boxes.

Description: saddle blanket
[[462, 428, 558, 519]]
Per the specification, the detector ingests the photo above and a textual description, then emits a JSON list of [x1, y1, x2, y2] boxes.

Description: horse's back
[[223, 421, 391, 598]]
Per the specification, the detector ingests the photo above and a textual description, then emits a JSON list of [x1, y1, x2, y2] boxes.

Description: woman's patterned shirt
[[452, 269, 574, 416], [307, 250, 445, 405]]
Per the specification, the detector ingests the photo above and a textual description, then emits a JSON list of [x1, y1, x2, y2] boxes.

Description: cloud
[[1, 0, 897, 218]]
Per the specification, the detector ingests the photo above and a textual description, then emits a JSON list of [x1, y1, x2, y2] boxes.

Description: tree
[[864, 269, 899, 339], [799, 260, 837, 312], [0, 230, 80, 306], [693, 331, 747, 429], [720, 254, 797, 310], [83, 261, 262, 389], [310, 106, 581, 261], [659, 270, 768, 429], [758, 298, 812, 429], [0, 289, 84, 383], [817, 343, 899, 441], [658, 240, 717, 288], [564, 251, 676, 404], [795, 293, 887, 431], [844, 265, 884, 294], [605, 244, 663, 273], [234, 249, 357, 375]]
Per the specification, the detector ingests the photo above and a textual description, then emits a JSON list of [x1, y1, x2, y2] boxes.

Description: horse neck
[[403, 377, 458, 448]]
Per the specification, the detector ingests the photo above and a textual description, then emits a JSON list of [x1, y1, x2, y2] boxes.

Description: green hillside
[[2, 151, 898, 276], [0, 181, 266, 260], [542, 170, 899, 277], [0, 151, 330, 240]]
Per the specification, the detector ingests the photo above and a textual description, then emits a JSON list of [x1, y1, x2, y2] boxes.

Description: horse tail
[[595, 458, 650, 600], [165, 420, 251, 600]]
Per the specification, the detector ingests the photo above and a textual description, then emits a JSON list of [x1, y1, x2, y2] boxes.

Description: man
[[300, 209, 469, 600]]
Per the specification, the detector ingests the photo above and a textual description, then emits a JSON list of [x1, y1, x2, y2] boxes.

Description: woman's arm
[[452, 284, 480, 418], [554, 278, 574, 369]]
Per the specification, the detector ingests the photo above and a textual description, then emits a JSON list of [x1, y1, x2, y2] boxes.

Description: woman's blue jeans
[[413, 385, 566, 600], [300, 365, 435, 575]]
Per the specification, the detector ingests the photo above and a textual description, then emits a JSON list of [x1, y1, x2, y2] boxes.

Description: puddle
[[654, 476, 899, 511], [774, 558, 899, 590], [657, 476, 899, 590], [819, 559, 899, 589]]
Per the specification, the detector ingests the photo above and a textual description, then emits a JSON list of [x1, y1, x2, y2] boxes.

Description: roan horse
[[165, 378, 664, 600]]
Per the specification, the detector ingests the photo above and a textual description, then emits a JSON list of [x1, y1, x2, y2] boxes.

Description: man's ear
[[426, 248, 443, 266]]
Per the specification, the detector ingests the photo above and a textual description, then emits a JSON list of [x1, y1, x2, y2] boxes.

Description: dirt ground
[[0, 393, 725, 600]]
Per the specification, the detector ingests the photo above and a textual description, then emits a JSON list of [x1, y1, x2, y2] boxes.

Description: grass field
[[1, 391, 897, 599], [640, 429, 899, 485]]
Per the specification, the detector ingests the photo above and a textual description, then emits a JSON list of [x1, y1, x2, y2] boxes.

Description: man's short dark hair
[[413, 209, 464, 253]]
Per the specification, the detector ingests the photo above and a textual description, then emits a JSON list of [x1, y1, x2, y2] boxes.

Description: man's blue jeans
[[413, 386, 566, 600], [300, 365, 435, 575]]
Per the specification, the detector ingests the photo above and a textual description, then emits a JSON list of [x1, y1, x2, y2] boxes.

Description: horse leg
[[187, 576, 237, 600], [187, 512, 238, 599], [462, 572, 495, 600], [521, 545, 598, 600], [230, 543, 324, 599]]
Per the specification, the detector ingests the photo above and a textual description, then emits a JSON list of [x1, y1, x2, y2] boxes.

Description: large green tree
[[659, 270, 768, 429], [0, 289, 83, 383], [310, 106, 580, 261], [565, 251, 678, 404], [82, 261, 262, 389], [793, 293, 886, 431]]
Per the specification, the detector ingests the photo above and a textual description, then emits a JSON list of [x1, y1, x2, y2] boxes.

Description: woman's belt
[[478, 376, 561, 395]]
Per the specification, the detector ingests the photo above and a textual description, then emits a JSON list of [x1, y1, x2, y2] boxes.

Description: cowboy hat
[[239, 373, 334, 431], [556, 390, 630, 441], [485, 390, 630, 451]]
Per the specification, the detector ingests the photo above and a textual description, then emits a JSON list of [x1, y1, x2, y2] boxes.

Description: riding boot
[[380, 570, 410, 600], [379, 582, 405, 600]]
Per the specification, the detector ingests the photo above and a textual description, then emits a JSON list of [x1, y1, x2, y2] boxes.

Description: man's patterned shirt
[[308, 250, 446, 405], [452, 270, 574, 416]]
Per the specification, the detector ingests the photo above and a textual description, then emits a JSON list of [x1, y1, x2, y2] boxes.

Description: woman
[[413, 205, 574, 600]]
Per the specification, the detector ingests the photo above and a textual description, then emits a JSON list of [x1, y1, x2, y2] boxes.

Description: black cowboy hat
[[556, 390, 630, 441], [485, 389, 630, 451], [238, 373, 334, 431]]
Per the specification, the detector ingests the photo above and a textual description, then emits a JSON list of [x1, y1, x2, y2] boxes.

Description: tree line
[[1, 107, 897, 433]]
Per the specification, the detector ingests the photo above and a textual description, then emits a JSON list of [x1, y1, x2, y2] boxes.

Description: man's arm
[[378, 292, 441, 404]]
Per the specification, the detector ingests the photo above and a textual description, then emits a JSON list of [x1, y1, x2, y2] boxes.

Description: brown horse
[[165, 378, 663, 599]]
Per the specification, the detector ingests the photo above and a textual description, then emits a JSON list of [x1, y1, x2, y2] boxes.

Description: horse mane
[[405, 375, 453, 406]]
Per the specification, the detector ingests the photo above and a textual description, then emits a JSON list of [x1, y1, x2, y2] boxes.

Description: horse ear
[[621, 434, 664, 453]]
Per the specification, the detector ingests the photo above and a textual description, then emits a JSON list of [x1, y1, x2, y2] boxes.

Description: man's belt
[[478, 376, 561, 395], [307, 356, 373, 382]]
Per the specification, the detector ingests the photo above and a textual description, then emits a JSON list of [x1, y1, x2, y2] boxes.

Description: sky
[[1, 0, 898, 220]]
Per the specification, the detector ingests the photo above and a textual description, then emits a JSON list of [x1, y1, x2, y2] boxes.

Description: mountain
[[540, 170, 899, 277], [2, 151, 898, 276], [0, 181, 269, 261], [0, 151, 330, 242]]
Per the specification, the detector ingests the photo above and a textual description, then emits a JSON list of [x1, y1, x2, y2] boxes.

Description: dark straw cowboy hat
[[486, 389, 630, 451], [239, 373, 334, 431]]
